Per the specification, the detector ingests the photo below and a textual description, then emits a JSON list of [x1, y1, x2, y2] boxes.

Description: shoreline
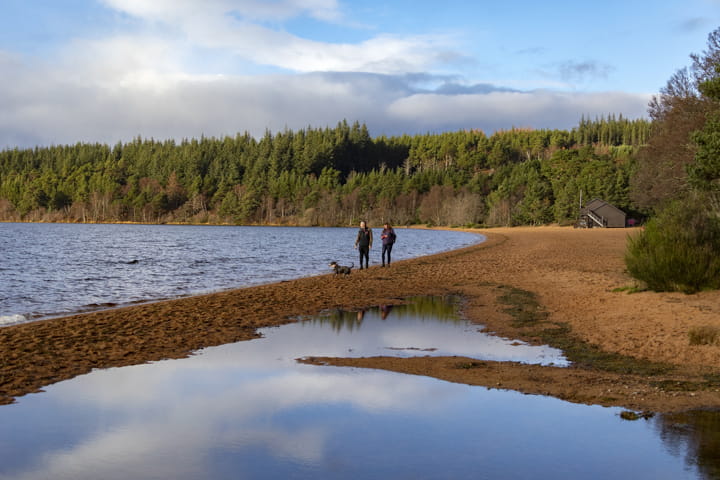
[[2, 226, 720, 412], [1, 224, 483, 325]]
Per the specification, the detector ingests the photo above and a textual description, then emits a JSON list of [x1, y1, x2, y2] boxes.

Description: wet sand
[[2, 226, 720, 412]]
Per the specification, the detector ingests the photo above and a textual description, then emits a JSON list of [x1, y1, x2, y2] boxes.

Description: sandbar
[[2, 226, 719, 412]]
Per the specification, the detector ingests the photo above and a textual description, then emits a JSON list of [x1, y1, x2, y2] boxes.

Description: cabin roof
[[585, 198, 625, 216]]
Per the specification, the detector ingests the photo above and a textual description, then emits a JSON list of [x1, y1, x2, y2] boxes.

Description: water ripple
[[0, 224, 483, 324]]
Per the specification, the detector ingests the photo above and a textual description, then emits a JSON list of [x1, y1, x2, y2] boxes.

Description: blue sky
[[1, 0, 719, 148]]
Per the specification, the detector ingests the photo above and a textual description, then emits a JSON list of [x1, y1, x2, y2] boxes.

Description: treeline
[[0, 116, 650, 227], [625, 27, 720, 293]]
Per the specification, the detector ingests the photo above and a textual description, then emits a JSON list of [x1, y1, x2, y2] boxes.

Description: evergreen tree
[[688, 67, 720, 193]]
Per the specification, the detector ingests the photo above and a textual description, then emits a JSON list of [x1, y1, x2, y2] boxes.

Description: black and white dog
[[329, 261, 354, 276]]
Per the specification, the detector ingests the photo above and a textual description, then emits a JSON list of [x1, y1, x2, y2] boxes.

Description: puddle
[[290, 296, 567, 365], [0, 296, 717, 479]]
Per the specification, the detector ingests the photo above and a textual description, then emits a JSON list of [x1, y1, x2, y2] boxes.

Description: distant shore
[[2, 226, 720, 412]]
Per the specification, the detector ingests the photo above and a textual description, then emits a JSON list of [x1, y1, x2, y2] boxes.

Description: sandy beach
[[2, 226, 720, 412]]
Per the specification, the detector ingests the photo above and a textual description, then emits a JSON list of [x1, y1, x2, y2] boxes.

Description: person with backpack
[[354, 221, 373, 270], [380, 222, 396, 267]]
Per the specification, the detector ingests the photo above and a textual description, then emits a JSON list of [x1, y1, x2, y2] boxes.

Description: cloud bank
[[0, 1, 652, 148]]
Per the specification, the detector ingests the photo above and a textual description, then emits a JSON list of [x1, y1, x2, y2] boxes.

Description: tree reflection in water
[[654, 409, 720, 479], [311, 295, 462, 332]]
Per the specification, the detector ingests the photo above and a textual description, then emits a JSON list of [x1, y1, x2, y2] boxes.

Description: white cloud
[[386, 90, 651, 133], [59, 35, 186, 89], [0, 57, 651, 148], [95, 0, 456, 75], [101, 0, 343, 23], [0, 1, 653, 148]]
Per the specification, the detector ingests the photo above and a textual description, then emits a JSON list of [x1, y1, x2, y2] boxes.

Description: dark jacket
[[381, 227, 396, 246], [355, 227, 373, 248]]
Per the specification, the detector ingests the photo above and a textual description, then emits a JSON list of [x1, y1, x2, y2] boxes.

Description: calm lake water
[[0, 222, 482, 324], [0, 297, 716, 480]]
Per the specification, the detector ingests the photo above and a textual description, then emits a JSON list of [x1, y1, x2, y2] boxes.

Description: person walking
[[380, 222, 396, 267], [354, 221, 373, 270]]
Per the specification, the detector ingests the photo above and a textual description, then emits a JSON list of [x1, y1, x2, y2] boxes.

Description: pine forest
[[0, 116, 651, 227]]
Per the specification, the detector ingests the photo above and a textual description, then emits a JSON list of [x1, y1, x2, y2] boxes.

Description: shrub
[[625, 195, 720, 293], [688, 325, 720, 346]]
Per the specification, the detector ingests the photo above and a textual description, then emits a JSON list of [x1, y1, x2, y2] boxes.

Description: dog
[[329, 261, 354, 276]]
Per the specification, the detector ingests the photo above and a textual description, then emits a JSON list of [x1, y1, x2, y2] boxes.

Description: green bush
[[625, 196, 720, 293]]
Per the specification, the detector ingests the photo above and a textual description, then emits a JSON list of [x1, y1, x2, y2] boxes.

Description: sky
[[1, 0, 719, 149]]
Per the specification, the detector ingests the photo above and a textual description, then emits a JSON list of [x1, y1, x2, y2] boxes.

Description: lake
[[0, 223, 482, 324], [1, 223, 717, 479], [0, 297, 716, 479]]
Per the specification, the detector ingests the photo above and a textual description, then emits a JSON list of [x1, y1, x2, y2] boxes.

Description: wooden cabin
[[576, 198, 626, 228]]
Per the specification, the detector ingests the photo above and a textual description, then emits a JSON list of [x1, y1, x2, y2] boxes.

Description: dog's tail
[[350, 263, 354, 268]]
